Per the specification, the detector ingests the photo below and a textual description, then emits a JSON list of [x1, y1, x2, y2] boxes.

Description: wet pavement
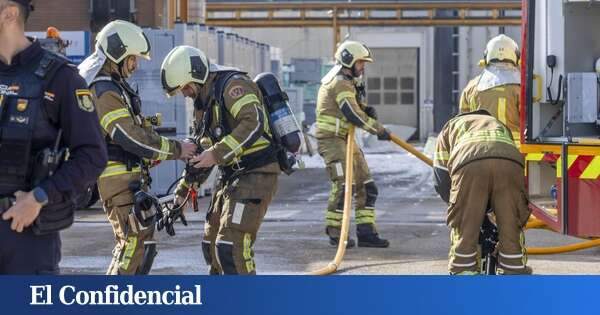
[[60, 150, 600, 275]]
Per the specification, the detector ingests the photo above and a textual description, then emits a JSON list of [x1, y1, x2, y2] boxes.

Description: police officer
[[161, 46, 280, 275], [434, 110, 531, 275], [78, 21, 196, 275], [0, 0, 108, 274], [459, 34, 521, 143], [316, 40, 390, 248]]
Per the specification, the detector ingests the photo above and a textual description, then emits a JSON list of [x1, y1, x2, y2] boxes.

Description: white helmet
[[160, 45, 210, 97], [484, 34, 519, 65], [96, 20, 151, 64], [335, 40, 374, 68]]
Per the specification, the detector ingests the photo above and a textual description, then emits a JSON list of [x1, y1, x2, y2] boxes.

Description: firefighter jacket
[[316, 73, 384, 139]]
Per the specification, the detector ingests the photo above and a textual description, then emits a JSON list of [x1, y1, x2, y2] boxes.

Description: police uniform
[[0, 39, 107, 274], [459, 63, 521, 143], [174, 71, 279, 275], [91, 61, 183, 275], [315, 72, 388, 246], [433, 110, 531, 275]]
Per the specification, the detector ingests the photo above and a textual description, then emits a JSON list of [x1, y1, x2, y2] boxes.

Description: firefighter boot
[[357, 224, 389, 248], [326, 227, 355, 248]]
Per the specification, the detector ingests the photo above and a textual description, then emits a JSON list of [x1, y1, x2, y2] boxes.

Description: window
[[384, 77, 397, 90], [401, 77, 414, 90], [401, 92, 414, 105], [368, 93, 381, 105], [367, 77, 381, 90], [384, 92, 398, 105]]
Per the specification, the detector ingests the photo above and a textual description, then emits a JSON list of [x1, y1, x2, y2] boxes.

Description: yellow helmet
[[160, 45, 210, 97], [334, 40, 374, 68], [484, 34, 519, 65], [96, 20, 151, 64]]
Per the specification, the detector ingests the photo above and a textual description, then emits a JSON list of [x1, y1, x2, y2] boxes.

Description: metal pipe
[[310, 126, 356, 275]]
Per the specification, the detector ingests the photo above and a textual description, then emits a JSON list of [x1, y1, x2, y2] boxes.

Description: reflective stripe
[[240, 137, 270, 156], [243, 233, 255, 273], [317, 114, 349, 136], [453, 129, 515, 155], [335, 91, 355, 104], [221, 135, 243, 156], [451, 261, 477, 267], [157, 137, 171, 161], [434, 151, 450, 162], [454, 251, 478, 258], [216, 240, 234, 245], [499, 261, 525, 270], [556, 155, 578, 178], [356, 209, 375, 225], [498, 97, 507, 125], [100, 108, 130, 131], [526, 153, 544, 161], [100, 162, 141, 178], [113, 124, 172, 157], [222, 104, 263, 160], [120, 236, 138, 271], [499, 252, 523, 259], [326, 211, 343, 220], [580, 156, 600, 179], [230, 94, 260, 118]]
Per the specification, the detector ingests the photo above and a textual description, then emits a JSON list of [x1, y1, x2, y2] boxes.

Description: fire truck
[[521, 0, 600, 238]]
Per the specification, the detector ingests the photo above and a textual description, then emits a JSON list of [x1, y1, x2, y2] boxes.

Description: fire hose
[[310, 126, 356, 275]]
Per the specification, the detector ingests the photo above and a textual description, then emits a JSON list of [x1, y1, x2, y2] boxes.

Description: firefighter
[[160, 46, 280, 275], [316, 40, 391, 248], [459, 34, 521, 143], [78, 20, 196, 275], [0, 0, 107, 274], [433, 110, 532, 275]]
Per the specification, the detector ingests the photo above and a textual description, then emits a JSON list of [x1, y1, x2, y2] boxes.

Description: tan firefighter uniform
[[460, 34, 521, 144], [316, 72, 388, 243], [174, 72, 280, 275], [92, 61, 182, 275], [459, 66, 521, 142], [434, 110, 531, 275]]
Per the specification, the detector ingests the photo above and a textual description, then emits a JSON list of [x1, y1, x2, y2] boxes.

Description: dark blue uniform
[[0, 39, 107, 274]]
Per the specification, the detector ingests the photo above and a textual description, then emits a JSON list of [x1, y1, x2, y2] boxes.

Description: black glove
[[364, 106, 377, 119], [377, 128, 392, 141]]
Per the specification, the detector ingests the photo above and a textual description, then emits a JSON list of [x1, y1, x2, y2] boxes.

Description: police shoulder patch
[[228, 85, 245, 99], [75, 89, 95, 112]]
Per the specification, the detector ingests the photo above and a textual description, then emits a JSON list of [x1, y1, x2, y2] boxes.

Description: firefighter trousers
[[317, 136, 379, 237], [101, 181, 155, 275], [202, 170, 278, 275], [447, 159, 531, 275]]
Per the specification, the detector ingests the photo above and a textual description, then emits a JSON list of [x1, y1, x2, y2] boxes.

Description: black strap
[[106, 143, 141, 170], [220, 145, 278, 182]]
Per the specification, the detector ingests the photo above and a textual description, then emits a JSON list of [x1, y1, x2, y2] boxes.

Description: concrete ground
[[60, 150, 600, 275]]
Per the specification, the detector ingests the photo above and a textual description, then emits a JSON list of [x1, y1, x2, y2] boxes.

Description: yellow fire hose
[[310, 126, 356, 275], [386, 133, 600, 256], [390, 134, 433, 167]]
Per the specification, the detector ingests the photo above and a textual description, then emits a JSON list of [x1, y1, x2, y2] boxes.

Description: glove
[[364, 106, 377, 119], [377, 128, 392, 141]]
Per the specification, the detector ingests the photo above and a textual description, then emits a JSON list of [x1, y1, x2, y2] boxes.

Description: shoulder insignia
[[76, 89, 95, 112], [228, 85, 245, 99]]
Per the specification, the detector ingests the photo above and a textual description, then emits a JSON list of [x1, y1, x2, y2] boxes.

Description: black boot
[[329, 236, 356, 248], [326, 227, 355, 248], [357, 224, 390, 248]]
